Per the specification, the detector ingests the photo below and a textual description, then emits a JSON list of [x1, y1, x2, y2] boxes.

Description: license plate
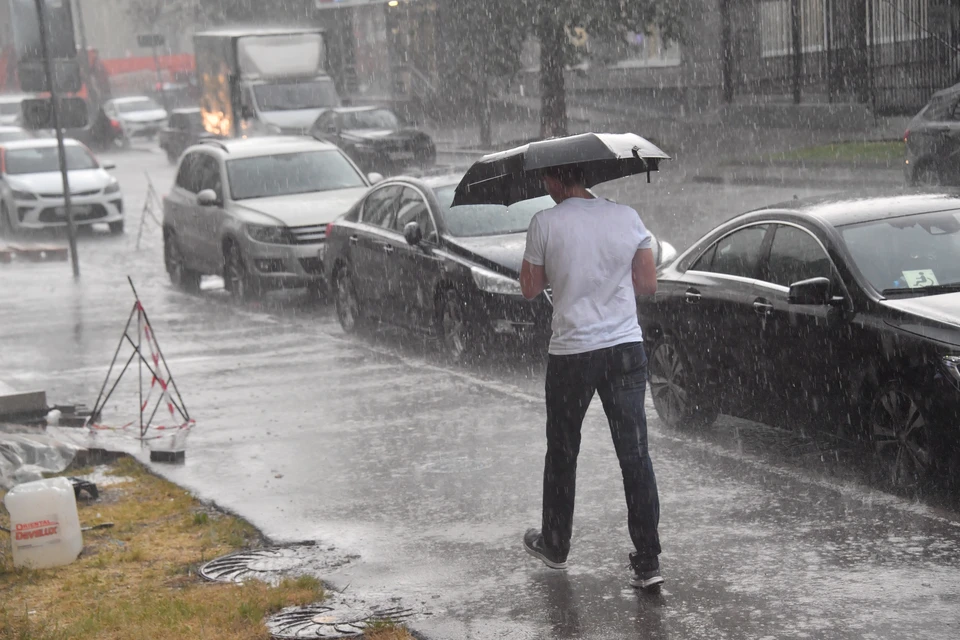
[[55, 206, 90, 217], [389, 151, 415, 161]]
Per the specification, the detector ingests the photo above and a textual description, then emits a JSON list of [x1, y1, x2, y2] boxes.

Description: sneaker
[[630, 567, 664, 591], [523, 529, 567, 569]]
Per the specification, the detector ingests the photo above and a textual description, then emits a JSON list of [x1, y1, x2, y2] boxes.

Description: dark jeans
[[541, 341, 661, 568]]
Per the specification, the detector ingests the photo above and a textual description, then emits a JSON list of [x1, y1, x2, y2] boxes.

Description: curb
[[691, 173, 902, 190]]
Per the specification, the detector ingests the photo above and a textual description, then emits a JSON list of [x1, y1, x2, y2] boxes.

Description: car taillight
[[325, 223, 334, 238], [110, 119, 121, 130], [904, 129, 910, 143]]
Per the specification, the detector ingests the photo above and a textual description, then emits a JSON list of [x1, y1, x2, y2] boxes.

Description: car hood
[[119, 109, 168, 123], [882, 292, 960, 346], [6, 170, 111, 195], [259, 109, 327, 132], [341, 128, 424, 143], [232, 187, 369, 227], [444, 232, 527, 275]]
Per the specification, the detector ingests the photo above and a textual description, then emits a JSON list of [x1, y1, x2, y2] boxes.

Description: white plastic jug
[[4, 477, 83, 569]]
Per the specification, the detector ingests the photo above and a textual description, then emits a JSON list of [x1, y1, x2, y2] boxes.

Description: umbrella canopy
[[452, 132, 670, 207]]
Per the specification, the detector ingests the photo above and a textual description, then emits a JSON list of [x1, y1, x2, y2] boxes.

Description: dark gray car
[[905, 83, 960, 186]]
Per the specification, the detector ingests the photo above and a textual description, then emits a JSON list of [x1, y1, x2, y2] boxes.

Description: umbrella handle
[[631, 147, 652, 183]]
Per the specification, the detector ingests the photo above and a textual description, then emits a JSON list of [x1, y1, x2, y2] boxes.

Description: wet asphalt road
[[3, 146, 960, 639]]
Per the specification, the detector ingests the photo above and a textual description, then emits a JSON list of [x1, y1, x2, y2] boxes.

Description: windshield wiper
[[882, 282, 960, 297]]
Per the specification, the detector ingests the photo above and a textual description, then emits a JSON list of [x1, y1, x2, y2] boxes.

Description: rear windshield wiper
[[882, 282, 960, 297]]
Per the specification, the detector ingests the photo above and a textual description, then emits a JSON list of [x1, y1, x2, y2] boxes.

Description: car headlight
[[246, 223, 291, 244], [943, 355, 960, 385], [11, 189, 36, 201], [471, 265, 522, 296], [104, 181, 121, 195], [353, 142, 375, 151]]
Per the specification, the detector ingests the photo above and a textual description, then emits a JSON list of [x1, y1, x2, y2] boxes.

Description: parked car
[[904, 82, 960, 186], [159, 108, 216, 164], [0, 138, 123, 236], [162, 136, 378, 299], [0, 126, 31, 143], [0, 93, 34, 126], [90, 96, 168, 149], [310, 106, 435, 173], [641, 192, 960, 489], [324, 175, 677, 360]]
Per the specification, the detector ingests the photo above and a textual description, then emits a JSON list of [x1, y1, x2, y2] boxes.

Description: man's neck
[[558, 187, 594, 202]]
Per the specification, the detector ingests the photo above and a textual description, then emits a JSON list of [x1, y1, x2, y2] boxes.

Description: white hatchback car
[[0, 139, 124, 236], [162, 136, 379, 299]]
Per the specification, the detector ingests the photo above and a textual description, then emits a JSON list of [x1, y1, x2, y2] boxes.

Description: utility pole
[[35, 0, 80, 278]]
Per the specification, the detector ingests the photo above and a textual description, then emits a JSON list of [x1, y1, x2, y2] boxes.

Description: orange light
[[388, 0, 399, 6]]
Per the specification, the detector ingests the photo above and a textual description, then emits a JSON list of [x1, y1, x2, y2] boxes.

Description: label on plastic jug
[[13, 514, 61, 549]]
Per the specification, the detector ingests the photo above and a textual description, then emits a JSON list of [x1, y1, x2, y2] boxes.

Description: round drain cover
[[267, 595, 418, 639], [199, 546, 355, 585]]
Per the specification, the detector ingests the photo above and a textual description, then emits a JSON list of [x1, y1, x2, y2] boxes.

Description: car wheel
[[436, 289, 470, 362], [164, 231, 200, 292], [334, 264, 363, 333], [648, 335, 718, 430], [166, 148, 178, 165], [915, 163, 943, 187], [108, 220, 125, 235], [0, 203, 15, 238], [223, 241, 258, 301], [868, 382, 937, 490]]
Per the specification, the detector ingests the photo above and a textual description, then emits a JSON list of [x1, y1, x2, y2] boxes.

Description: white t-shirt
[[523, 197, 652, 356]]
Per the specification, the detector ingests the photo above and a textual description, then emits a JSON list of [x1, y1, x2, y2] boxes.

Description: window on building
[[867, 0, 930, 45], [760, 0, 828, 57]]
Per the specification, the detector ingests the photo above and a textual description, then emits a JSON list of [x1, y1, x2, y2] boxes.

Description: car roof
[[108, 96, 157, 104], [189, 135, 339, 159], [0, 93, 33, 103], [749, 191, 960, 227], [332, 106, 390, 114], [0, 138, 83, 151]]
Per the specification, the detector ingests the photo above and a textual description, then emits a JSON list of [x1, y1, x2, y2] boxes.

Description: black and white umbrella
[[452, 132, 670, 207]]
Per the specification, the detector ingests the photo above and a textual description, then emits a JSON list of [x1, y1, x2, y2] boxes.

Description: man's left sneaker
[[630, 567, 664, 591], [523, 529, 567, 569]]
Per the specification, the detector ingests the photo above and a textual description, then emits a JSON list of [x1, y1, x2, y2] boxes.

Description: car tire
[[164, 231, 201, 292], [867, 381, 939, 491], [0, 203, 15, 238], [648, 334, 718, 430], [223, 241, 258, 301], [166, 148, 178, 165], [436, 288, 471, 363], [914, 163, 944, 187], [333, 264, 364, 333], [108, 220, 125, 235]]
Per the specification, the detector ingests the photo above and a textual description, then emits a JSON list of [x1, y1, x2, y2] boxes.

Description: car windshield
[[4, 146, 98, 174], [0, 129, 30, 143], [840, 210, 960, 294], [253, 81, 339, 111], [226, 150, 365, 200], [342, 109, 399, 130], [434, 185, 553, 237], [116, 98, 162, 113]]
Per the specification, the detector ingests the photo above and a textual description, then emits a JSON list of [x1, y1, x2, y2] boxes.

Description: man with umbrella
[[453, 133, 669, 590]]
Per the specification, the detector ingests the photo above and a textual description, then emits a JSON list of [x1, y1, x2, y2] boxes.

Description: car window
[[314, 112, 335, 133], [764, 225, 832, 287], [394, 187, 437, 240], [196, 155, 223, 200], [175, 152, 202, 193], [342, 109, 399, 130], [361, 185, 402, 228], [922, 95, 960, 122], [695, 225, 768, 278]]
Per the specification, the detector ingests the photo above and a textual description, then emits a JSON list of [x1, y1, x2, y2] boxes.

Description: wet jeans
[[541, 341, 661, 568]]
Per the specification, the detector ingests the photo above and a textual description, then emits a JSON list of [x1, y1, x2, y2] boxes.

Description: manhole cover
[[199, 546, 356, 585], [267, 594, 420, 639]]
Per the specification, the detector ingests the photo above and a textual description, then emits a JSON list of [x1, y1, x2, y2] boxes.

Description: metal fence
[[726, 0, 960, 114]]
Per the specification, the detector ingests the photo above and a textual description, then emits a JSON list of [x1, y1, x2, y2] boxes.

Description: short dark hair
[[542, 165, 586, 187]]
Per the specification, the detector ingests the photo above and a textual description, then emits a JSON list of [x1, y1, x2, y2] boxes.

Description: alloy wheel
[[649, 341, 689, 427], [335, 269, 360, 333], [0, 205, 13, 238], [870, 386, 933, 489], [440, 292, 467, 361], [224, 244, 248, 300], [916, 165, 942, 187], [165, 235, 199, 291]]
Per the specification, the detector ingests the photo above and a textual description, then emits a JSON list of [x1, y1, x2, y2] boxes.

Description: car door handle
[[684, 288, 701, 304], [348, 235, 358, 246], [381, 244, 394, 254], [753, 299, 774, 316]]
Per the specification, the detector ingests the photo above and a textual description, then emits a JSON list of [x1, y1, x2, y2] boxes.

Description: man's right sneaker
[[630, 567, 664, 591], [523, 529, 567, 570]]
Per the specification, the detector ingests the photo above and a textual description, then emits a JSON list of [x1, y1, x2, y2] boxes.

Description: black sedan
[[641, 192, 960, 489], [159, 108, 217, 164], [324, 176, 676, 360], [310, 107, 435, 173], [905, 82, 960, 186]]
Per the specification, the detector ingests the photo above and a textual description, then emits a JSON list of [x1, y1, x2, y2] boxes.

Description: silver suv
[[162, 136, 376, 299]]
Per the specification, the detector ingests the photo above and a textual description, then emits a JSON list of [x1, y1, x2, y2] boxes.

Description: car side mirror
[[368, 172, 384, 185], [403, 221, 423, 246], [102, 162, 116, 170], [197, 189, 219, 207], [788, 277, 832, 305]]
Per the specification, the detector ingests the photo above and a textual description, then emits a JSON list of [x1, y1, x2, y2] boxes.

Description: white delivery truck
[[194, 28, 341, 137]]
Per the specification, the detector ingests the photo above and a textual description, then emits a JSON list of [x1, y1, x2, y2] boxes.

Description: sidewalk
[[691, 163, 906, 189]]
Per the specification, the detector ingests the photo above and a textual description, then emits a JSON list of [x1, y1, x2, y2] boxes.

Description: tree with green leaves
[[522, 0, 691, 137], [436, 0, 527, 147]]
